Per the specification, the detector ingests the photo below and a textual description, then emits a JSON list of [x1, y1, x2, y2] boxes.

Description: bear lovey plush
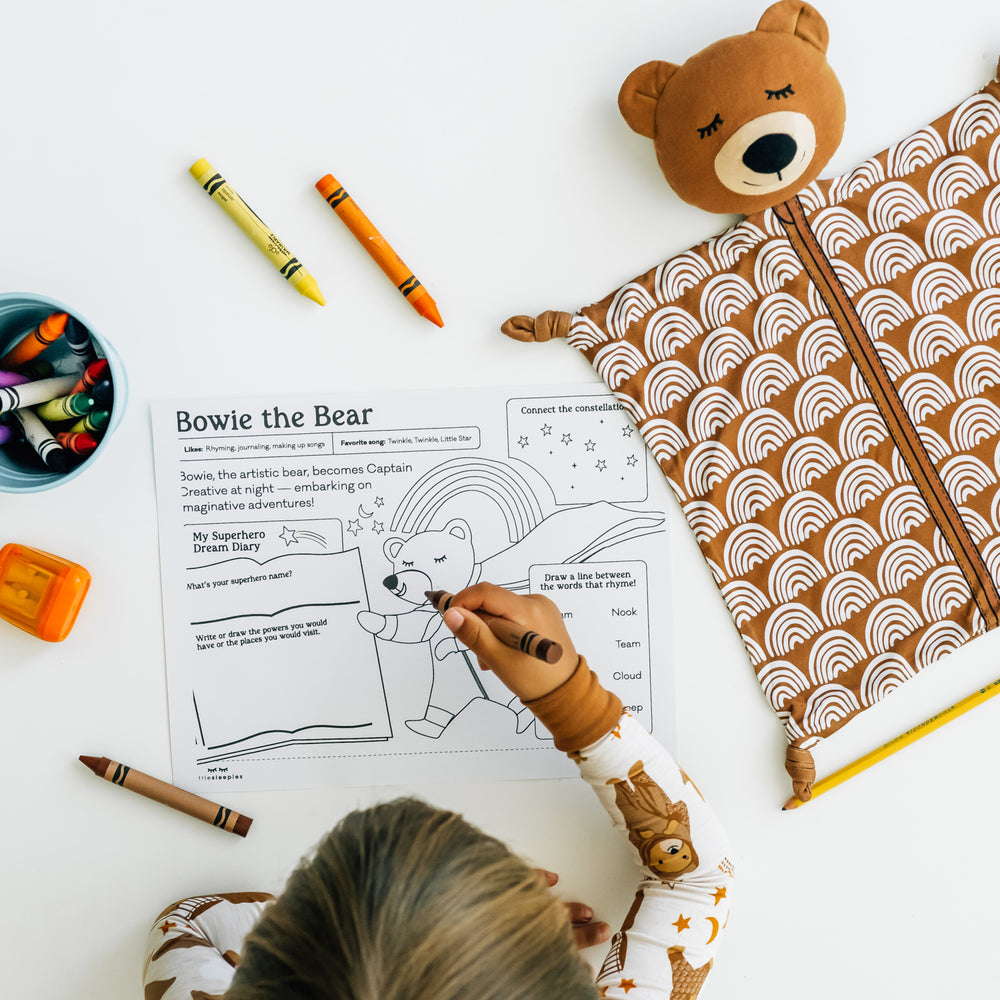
[[503, 1, 1000, 801]]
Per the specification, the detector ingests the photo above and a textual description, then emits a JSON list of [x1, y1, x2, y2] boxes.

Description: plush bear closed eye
[[618, 1, 844, 214]]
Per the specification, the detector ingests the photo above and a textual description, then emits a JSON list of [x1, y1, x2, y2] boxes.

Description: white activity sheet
[[151, 383, 674, 791]]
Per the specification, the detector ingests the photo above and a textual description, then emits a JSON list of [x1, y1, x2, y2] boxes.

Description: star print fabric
[[142, 893, 273, 999], [142, 666, 733, 1000], [576, 713, 734, 999]]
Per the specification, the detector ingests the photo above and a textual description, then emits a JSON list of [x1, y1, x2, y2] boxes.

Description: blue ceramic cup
[[0, 293, 126, 492]]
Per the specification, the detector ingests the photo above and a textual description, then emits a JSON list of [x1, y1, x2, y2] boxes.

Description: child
[[143, 584, 735, 999]]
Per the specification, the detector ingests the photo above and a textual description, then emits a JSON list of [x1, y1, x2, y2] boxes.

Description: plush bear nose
[[383, 574, 398, 590], [742, 133, 798, 177]]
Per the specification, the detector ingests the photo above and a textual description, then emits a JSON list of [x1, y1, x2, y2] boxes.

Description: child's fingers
[[565, 901, 594, 924], [532, 870, 609, 950], [442, 582, 579, 699], [448, 584, 574, 657], [441, 606, 507, 665], [572, 919, 611, 950], [447, 581, 534, 620]]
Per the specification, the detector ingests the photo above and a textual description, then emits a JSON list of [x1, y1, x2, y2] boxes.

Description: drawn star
[[626, 454, 639, 467], [518, 435, 529, 448], [622, 425, 635, 437], [279, 526, 298, 546], [561, 432, 573, 445], [347, 519, 363, 536], [158, 920, 177, 936], [598, 989, 609, 998], [372, 520, 385, 534], [611, 724, 622, 740], [620, 979, 636, 994], [541, 423, 552, 436], [595, 459, 607, 471], [673, 914, 691, 933], [585, 439, 596, 451], [713, 886, 728, 906], [374, 496, 384, 507]]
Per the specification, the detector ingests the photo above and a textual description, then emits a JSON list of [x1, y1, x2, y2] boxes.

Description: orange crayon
[[0, 312, 68, 370], [315, 173, 443, 327], [79, 755, 252, 837]]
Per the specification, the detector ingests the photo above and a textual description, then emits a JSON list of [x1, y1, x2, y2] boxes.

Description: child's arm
[[442, 583, 735, 1000], [142, 893, 274, 1000]]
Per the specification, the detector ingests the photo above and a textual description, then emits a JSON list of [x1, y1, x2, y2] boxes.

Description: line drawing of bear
[[357, 458, 665, 739]]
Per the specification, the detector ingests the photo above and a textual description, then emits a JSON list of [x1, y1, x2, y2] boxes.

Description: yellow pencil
[[783, 676, 1000, 810], [189, 158, 325, 306]]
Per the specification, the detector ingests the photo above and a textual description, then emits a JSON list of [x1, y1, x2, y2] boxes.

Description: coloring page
[[150, 384, 674, 791]]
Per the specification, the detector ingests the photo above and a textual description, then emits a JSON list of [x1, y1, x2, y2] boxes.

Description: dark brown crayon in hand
[[79, 755, 252, 837], [425, 589, 563, 664]]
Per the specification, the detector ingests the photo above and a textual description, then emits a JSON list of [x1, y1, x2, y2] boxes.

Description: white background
[[1, 2, 999, 997]]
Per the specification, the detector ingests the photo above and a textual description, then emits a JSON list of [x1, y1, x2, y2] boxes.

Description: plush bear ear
[[619, 61, 679, 138], [756, 0, 829, 54]]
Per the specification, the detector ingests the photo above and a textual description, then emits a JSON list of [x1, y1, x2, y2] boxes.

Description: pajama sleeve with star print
[[527, 658, 735, 1000], [143, 893, 275, 1000]]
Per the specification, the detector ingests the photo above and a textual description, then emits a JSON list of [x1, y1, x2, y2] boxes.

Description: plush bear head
[[619, 0, 845, 216]]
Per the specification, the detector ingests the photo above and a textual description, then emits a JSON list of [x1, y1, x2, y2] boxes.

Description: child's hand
[[439, 582, 579, 701], [536, 869, 611, 950]]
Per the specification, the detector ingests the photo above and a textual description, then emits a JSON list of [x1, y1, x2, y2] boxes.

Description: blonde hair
[[224, 797, 598, 1000]]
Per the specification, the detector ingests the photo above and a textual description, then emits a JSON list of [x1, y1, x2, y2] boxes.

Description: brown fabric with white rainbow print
[[532, 80, 1000, 798]]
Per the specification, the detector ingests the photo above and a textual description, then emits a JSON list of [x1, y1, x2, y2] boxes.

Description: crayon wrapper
[[192, 164, 294, 268]]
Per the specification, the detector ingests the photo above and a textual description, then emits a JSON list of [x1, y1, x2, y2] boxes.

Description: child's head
[[224, 797, 598, 1000]]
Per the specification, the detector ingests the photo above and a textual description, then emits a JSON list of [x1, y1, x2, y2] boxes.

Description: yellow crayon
[[783, 677, 1000, 810], [189, 158, 325, 306], [35, 392, 94, 422]]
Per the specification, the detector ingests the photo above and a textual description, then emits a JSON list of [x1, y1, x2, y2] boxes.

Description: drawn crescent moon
[[705, 916, 720, 945], [358, 505, 374, 518]]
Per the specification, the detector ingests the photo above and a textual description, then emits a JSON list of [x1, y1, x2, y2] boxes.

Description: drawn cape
[[513, 77, 1000, 799]]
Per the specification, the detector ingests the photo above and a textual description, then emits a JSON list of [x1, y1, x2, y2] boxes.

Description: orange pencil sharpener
[[0, 543, 91, 641]]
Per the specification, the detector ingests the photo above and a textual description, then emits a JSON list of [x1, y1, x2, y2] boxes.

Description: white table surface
[[2, 1, 1000, 996]]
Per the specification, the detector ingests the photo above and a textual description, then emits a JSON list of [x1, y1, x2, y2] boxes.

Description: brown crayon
[[0, 312, 68, 370], [425, 589, 563, 664], [78, 755, 252, 837]]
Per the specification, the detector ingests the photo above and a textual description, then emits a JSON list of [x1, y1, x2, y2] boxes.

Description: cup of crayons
[[0, 293, 126, 492]]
